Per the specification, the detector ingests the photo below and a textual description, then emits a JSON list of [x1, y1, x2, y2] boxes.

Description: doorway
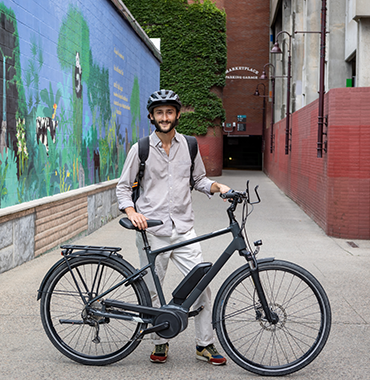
[[223, 135, 262, 170]]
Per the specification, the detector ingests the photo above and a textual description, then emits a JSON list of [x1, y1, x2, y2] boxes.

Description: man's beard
[[152, 117, 178, 134]]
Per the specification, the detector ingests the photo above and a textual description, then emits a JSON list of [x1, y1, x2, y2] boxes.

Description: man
[[116, 89, 230, 365]]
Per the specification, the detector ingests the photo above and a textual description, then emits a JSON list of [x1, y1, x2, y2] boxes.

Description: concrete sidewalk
[[1, 170, 369, 380]]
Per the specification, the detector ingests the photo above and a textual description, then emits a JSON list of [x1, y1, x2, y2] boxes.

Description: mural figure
[[36, 116, 58, 153], [75, 52, 82, 99]]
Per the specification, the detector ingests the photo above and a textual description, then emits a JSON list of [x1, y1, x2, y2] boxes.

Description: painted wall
[[0, 0, 160, 209], [264, 87, 370, 239]]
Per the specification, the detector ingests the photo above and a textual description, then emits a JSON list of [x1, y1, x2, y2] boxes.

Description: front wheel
[[40, 255, 151, 365], [214, 260, 331, 376]]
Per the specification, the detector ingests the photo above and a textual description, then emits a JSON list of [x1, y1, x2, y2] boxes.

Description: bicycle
[[37, 182, 331, 376]]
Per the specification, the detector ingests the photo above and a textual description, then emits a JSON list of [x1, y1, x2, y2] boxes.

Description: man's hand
[[125, 207, 148, 230], [211, 182, 231, 196]]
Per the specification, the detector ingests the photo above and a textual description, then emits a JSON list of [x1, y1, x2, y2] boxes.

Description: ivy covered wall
[[124, 0, 227, 136], [0, 0, 160, 209]]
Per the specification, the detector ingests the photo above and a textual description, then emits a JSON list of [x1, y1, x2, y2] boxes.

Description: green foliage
[[57, 5, 90, 83], [124, 0, 227, 135], [24, 35, 43, 111], [0, 2, 27, 120], [1, 148, 18, 208], [40, 82, 61, 118], [130, 76, 141, 142], [88, 50, 111, 125], [0, 149, 9, 207], [57, 5, 91, 151]]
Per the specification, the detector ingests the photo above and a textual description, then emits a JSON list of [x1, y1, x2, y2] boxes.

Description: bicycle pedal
[[189, 306, 204, 318], [139, 322, 169, 336]]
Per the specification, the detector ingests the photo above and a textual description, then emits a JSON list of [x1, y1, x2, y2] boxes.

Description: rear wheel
[[40, 255, 151, 365], [214, 260, 331, 376]]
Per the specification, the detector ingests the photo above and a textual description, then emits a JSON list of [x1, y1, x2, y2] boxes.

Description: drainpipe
[[2, 56, 6, 123], [317, 0, 327, 158]]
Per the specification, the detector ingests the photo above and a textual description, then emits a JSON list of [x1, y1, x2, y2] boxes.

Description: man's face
[[150, 105, 180, 134]]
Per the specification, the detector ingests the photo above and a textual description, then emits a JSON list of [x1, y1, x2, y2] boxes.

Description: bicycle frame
[[82, 198, 277, 329], [139, 220, 245, 310], [82, 220, 246, 323]]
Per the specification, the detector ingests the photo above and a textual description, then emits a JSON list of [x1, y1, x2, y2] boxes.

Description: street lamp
[[253, 83, 266, 152], [271, 31, 292, 155], [260, 63, 275, 153]]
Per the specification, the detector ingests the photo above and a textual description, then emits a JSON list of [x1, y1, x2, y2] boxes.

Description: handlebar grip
[[220, 189, 235, 199]]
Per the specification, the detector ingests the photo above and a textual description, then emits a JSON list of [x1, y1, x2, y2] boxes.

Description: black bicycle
[[38, 182, 331, 376]]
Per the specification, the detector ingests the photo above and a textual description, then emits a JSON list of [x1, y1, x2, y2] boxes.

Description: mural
[[0, 0, 160, 208]]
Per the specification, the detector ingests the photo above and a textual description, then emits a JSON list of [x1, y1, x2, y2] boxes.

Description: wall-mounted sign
[[226, 66, 259, 80], [237, 115, 246, 122]]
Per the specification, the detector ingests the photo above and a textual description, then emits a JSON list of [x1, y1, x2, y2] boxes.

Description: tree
[[57, 5, 91, 150]]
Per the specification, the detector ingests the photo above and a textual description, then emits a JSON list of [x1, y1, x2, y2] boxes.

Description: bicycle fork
[[241, 248, 279, 325]]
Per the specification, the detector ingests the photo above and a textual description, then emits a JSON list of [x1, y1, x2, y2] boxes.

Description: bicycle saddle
[[119, 217, 163, 230]]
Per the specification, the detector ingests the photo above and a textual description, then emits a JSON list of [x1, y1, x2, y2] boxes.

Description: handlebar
[[220, 189, 244, 200], [220, 181, 261, 205]]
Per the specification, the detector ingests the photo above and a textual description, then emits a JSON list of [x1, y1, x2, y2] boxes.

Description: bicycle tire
[[40, 255, 151, 365], [213, 260, 331, 376]]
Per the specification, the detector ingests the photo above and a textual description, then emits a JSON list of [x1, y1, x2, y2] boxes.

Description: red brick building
[[215, 0, 270, 170]]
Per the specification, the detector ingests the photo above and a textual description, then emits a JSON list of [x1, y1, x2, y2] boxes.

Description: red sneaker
[[150, 343, 169, 363], [196, 344, 227, 366]]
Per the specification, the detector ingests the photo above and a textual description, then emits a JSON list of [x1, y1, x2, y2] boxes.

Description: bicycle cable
[[241, 198, 253, 253]]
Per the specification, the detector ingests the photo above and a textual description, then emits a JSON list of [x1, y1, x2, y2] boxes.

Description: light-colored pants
[[136, 227, 214, 347]]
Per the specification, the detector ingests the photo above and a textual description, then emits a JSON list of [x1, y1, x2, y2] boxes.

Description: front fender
[[212, 257, 275, 326]]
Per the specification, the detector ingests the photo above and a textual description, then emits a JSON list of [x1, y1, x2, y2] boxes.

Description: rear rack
[[61, 244, 122, 254]]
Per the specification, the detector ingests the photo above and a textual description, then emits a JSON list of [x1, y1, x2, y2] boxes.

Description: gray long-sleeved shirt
[[116, 131, 214, 236]]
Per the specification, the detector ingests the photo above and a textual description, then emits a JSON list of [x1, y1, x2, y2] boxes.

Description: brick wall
[[0, 180, 119, 273], [192, 0, 270, 174], [196, 126, 223, 177], [221, 0, 270, 134], [264, 87, 370, 239]]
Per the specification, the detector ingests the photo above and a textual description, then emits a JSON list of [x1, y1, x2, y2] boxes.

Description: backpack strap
[[184, 135, 198, 191], [132, 136, 150, 206], [137, 136, 150, 182]]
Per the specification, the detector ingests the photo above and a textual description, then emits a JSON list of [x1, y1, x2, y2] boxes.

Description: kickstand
[[189, 306, 204, 318], [92, 322, 101, 343]]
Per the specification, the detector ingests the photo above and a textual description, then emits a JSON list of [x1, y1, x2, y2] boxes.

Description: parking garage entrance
[[223, 135, 262, 170]]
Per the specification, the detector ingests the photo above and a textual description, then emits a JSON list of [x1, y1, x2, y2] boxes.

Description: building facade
[[213, 0, 271, 170], [264, 0, 370, 239], [270, 0, 370, 123]]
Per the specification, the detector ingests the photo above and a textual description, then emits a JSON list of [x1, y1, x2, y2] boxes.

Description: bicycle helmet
[[147, 89, 182, 114]]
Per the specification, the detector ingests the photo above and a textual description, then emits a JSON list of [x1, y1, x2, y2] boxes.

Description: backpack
[[132, 135, 198, 206]]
